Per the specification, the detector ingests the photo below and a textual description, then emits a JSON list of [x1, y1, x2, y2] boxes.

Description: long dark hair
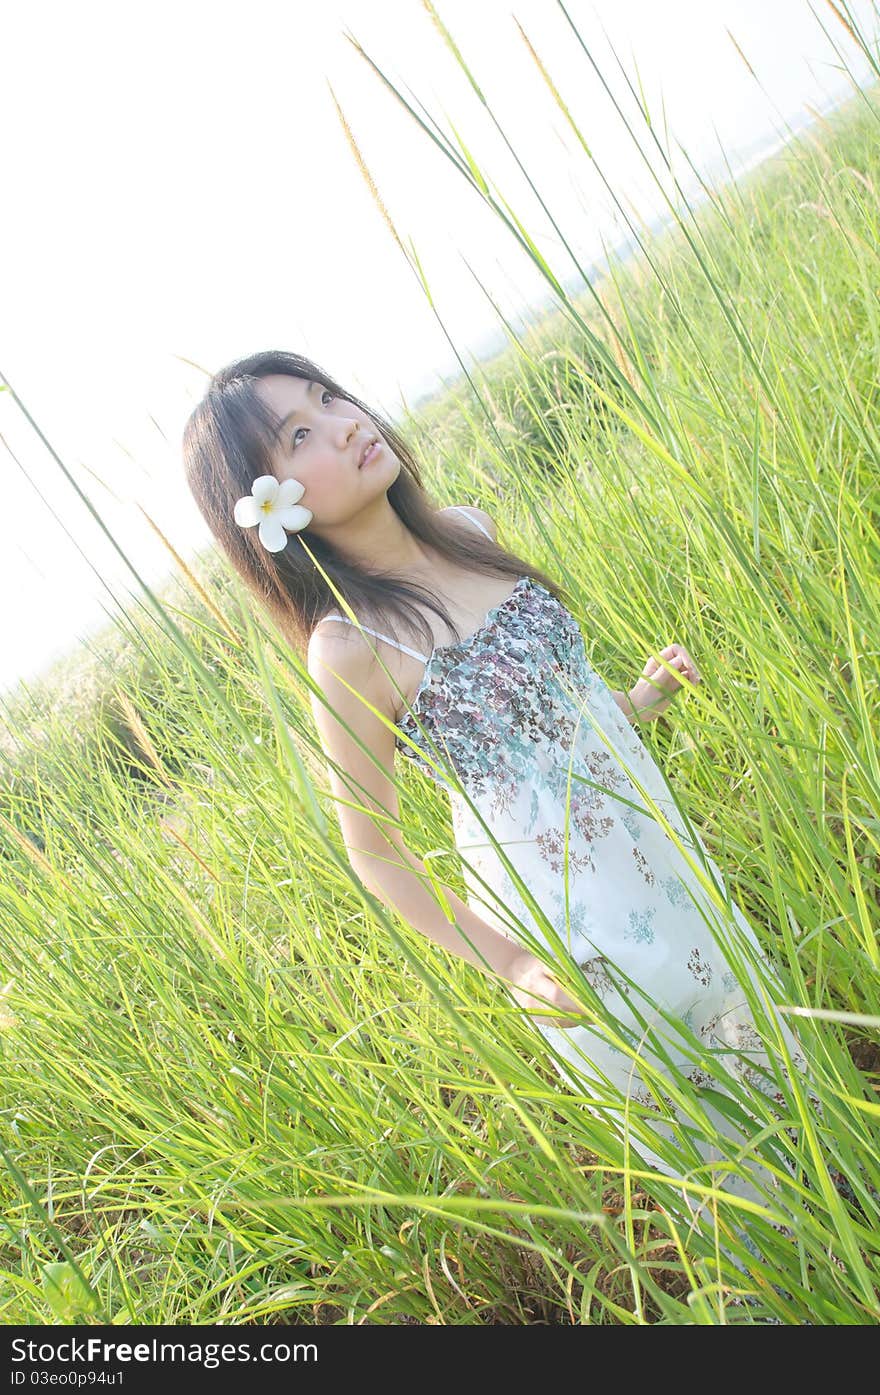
[[181, 349, 566, 659]]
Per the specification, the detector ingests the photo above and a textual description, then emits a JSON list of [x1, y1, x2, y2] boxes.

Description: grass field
[[1, 15, 879, 1324]]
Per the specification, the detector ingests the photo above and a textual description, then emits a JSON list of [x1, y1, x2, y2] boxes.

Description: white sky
[[1, 0, 877, 699]]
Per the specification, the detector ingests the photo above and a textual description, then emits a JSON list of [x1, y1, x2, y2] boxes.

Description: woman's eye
[[291, 391, 336, 448]]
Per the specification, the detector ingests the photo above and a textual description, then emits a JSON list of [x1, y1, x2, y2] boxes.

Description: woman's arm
[[611, 690, 639, 724], [308, 625, 522, 982], [356, 837, 522, 980], [614, 646, 702, 723], [359, 842, 585, 1027]]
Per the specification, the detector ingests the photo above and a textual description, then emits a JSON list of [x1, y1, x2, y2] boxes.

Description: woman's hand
[[502, 951, 587, 1029], [628, 643, 701, 721]]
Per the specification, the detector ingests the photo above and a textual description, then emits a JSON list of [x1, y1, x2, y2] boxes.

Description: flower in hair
[[233, 475, 312, 552]]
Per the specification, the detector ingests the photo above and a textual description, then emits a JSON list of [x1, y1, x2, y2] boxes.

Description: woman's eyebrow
[[271, 380, 318, 439]]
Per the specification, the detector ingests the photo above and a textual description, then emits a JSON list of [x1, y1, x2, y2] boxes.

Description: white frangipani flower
[[233, 475, 312, 552]]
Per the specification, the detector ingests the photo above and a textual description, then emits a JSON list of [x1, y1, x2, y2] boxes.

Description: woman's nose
[[337, 417, 361, 447]]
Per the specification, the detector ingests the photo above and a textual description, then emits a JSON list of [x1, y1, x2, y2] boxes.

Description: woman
[[183, 347, 825, 1252]]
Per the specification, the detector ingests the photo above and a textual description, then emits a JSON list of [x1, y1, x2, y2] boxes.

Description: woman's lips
[[359, 440, 381, 467]]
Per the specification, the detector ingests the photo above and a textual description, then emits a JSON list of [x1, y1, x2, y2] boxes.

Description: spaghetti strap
[[315, 615, 430, 664], [447, 504, 493, 541]]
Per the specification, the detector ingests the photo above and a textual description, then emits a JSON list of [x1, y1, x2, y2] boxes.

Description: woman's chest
[[394, 584, 594, 756], [388, 572, 533, 721]]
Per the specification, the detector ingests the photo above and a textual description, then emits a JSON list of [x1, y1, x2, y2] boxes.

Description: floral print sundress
[[320, 507, 823, 1222]]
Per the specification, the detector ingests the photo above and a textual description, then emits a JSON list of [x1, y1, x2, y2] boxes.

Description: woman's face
[[257, 373, 398, 527]]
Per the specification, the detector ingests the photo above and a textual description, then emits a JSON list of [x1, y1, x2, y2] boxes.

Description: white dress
[[319, 507, 822, 1240]]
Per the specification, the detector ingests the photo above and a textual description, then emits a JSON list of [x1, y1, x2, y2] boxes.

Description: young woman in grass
[[182, 347, 824, 1238]]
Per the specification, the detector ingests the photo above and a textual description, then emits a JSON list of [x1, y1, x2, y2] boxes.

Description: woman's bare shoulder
[[307, 620, 408, 723], [441, 504, 497, 541]]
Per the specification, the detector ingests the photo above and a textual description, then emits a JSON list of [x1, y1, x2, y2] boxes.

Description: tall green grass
[[1, 3, 879, 1324]]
